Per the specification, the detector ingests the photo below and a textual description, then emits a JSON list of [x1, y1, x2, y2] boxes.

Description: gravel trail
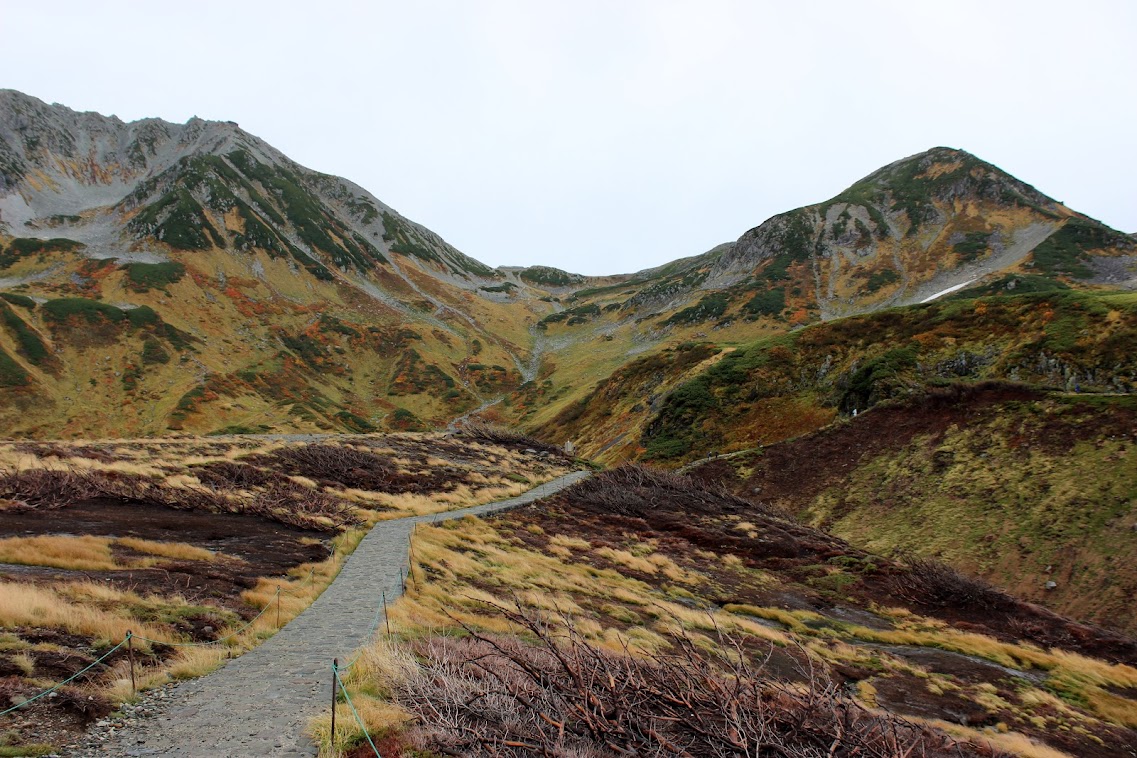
[[64, 470, 591, 757]]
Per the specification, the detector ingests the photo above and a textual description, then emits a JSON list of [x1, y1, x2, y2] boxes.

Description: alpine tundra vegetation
[[0, 90, 1135, 757]]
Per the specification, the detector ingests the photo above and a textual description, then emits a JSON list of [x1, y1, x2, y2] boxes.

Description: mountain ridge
[[1, 89, 1135, 439]]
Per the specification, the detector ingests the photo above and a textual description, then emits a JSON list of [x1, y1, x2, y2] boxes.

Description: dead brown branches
[[0, 466, 103, 508], [889, 557, 1013, 613], [0, 464, 356, 532], [254, 444, 396, 491], [458, 421, 564, 456], [564, 464, 778, 519], [245, 481, 358, 530], [190, 460, 276, 490], [398, 603, 1004, 758]]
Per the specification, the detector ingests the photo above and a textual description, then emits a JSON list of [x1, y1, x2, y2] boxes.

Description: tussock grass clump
[[395, 604, 1005, 758], [457, 421, 563, 455], [0, 535, 123, 571]]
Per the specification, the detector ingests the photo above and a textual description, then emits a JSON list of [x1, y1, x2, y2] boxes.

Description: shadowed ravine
[[66, 471, 592, 757]]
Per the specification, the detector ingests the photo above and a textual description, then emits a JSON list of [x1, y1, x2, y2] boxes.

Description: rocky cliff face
[[705, 147, 1136, 320], [0, 90, 557, 437], [0, 89, 499, 282]]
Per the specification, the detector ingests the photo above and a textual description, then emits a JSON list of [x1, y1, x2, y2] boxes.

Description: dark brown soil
[[2, 497, 329, 575], [0, 498, 329, 602]]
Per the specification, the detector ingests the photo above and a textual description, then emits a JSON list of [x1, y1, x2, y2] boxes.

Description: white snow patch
[[920, 279, 977, 304]]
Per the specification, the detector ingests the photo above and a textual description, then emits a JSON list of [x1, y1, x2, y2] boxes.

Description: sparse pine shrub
[[743, 287, 786, 317], [122, 261, 186, 292], [0, 302, 49, 365], [838, 346, 919, 413], [389, 407, 425, 431], [518, 266, 581, 287], [0, 292, 36, 308], [141, 337, 171, 365], [42, 298, 127, 325], [953, 231, 992, 262], [863, 268, 900, 294], [0, 346, 30, 387], [1031, 218, 1127, 279], [333, 410, 376, 433], [662, 293, 730, 327]]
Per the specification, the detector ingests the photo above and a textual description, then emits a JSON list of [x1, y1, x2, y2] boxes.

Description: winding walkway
[[70, 470, 591, 757]]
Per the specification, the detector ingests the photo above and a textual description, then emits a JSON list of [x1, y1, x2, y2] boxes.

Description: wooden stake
[[275, 587, 281, 628], [330, 658, 339, 740], [382, 591, 390, 636], [127, 631, 136, 697]]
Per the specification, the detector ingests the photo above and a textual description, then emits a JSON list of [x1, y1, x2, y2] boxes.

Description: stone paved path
[[68, 470, 591, 757]]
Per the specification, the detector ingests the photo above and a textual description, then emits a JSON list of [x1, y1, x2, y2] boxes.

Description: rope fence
[[0, 637, 128, 718], [333, 659, 382, 757], [0, 566, 330, 723]]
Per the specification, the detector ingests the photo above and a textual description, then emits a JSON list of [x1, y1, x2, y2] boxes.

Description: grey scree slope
[[68, 470, 592, 757]]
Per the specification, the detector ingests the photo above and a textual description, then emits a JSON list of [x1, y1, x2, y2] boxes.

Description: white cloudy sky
[[4, 0, 1135, 275]]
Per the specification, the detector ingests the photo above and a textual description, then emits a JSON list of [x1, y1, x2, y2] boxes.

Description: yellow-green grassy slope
[[690, 387, 1137, 635]]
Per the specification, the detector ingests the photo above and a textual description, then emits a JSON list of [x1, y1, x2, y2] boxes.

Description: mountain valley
[[1, 89, 1137, 757]]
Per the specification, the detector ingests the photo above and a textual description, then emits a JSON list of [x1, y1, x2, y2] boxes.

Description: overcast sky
[[4, 0, 1135, 275]]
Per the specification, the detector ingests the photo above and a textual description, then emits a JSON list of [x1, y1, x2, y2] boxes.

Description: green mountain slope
[[542, 288, 1137, 463], [686, 385, 1137, 635]]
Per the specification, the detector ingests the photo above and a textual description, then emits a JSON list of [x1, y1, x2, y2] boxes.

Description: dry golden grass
[[0, 581, 173, 644], [0, 534, 222, 571], [332, 509, 1137, 755], [549, 534, 591, 550], [308, 642, 417, 757], [368, 480, 532, 520], [719, 603, 1137, 728], [0, 431, 579, 752], [922, 719, 1075, 758], [382, 519, 794, 659], [0, 535, 120, 571], [114, 537, 218, 562]]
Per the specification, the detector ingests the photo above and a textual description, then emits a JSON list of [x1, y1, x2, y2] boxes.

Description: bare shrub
[[564, 464, 777, 518], [0, 467, 105, 507], [191, 461, 275, 490], [889, 557, 1014, 612], [398, 603, 1005, 757], [256, 444, 395, 490], [13, 442, 120, 464], [458, 421, 563, 455], [246, 482, 358, 530], [0, 464, 355, 532]]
